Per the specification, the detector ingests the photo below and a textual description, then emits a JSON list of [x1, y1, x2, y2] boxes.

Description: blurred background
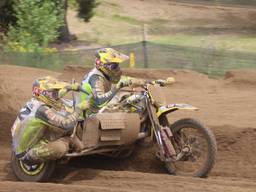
[[1, 0, 256, 76]]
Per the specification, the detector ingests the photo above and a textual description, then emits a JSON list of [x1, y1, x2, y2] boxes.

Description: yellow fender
[[156, 103, 199, 118]]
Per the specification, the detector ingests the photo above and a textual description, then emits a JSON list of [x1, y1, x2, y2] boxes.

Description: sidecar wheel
[[164, 118, 217, 178], [11, 152, 56, 182]]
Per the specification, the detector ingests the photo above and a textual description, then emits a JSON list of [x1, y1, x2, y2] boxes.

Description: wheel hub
[[19, 160, 45, 176]]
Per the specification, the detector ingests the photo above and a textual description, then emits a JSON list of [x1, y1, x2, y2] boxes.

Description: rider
[[11, 76, 89, 164], [80, 48, 143, 114]]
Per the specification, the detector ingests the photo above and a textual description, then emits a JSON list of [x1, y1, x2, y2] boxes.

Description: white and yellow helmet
[[95, 48, 129, 83], [32, 76, 69, 110]]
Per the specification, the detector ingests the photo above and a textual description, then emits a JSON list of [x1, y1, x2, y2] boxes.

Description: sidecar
[[65, 111, 143, 157]]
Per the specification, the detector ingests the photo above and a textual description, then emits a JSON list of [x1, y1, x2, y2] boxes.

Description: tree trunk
[[58, 0, 73, 42]]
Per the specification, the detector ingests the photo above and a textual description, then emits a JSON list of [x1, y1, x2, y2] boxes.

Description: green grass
[[112, 14, 142, 25], [79, 29, 256, 53], [69, 0, 256, 53], [150, 34, 256, 53], [149, 18, 169, 25], [100, 0, 119, 7]]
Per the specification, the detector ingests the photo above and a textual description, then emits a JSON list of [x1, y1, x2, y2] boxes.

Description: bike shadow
[[52, 145, 166, 183]]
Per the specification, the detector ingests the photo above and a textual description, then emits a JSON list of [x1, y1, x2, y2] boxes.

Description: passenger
[[11, 76, 89, 164]]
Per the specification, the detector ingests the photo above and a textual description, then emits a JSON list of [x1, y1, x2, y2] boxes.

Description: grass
[[78, 25, 256, 53], [75, 13, 143, 45], [112, 14, 142, 25], [67, 0, 256, 53], [100, 0, 119, 7], [150, 34, 256, 53]]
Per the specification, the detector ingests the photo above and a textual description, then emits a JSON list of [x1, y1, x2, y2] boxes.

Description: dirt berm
[[0, 64, 256, 192]]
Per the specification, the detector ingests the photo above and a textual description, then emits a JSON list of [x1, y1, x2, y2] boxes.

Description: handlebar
[[61, 76, 175, 98], [122, 76, 175, 90]]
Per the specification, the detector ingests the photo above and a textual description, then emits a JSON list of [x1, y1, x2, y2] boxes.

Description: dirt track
[[0, 64, 256, 191]]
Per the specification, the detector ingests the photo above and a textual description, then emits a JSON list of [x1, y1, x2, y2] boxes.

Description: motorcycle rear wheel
[[164, 118, 217, 178], [11, 151, 56, 182]]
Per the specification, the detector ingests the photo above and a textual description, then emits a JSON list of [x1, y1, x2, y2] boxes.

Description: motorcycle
[[11, 77, 217, 181]]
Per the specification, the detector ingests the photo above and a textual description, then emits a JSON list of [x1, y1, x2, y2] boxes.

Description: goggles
[[33, 87, 59, 100], [105, 62, 120, 70]]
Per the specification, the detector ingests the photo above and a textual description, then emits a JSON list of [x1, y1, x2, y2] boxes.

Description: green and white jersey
[[12, 98, 81, 157], [11, 98, 46, 156], [80, 68, 118, 114]]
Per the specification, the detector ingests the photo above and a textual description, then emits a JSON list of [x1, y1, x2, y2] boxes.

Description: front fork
[[154, 124, 177, 161], [158, 116, 192, 161], [146, 100, 176, 161]]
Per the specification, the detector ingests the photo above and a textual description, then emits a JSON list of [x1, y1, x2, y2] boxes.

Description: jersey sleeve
[[89, 74, 118, 107], [35, 105, 79, 132]]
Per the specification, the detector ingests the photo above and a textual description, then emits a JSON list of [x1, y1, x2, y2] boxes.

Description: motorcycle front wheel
[[164, 118, 217, 178], [11, 151, 56, 182]]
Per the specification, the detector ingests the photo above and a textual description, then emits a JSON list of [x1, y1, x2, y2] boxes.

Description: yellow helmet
[[32, 76, 69, 110], [95, 48, 129, 83]]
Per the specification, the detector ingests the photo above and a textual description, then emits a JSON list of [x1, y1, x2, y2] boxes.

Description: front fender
[[156, 103, 199, 118]]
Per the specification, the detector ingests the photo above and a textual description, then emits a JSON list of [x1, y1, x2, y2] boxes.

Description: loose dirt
[[0, 64, 256, 191]]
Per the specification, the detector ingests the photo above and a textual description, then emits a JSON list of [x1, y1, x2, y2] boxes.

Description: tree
[[1, 0, 97, 43], [77, 0, 97, 22], [58, 0, 97, 42], [0, 0, 16, 33], [6, 0, 64, 52]]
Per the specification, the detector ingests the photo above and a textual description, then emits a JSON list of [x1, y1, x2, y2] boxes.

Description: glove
[[166, 77, 176, 84], [67, 82, 80, 91], [155, 77, 176, 86], [116, 77, 132, 89], [58, 83, 80, 98], [58, 88, 68, 98], [76, 100, 90, 111]]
